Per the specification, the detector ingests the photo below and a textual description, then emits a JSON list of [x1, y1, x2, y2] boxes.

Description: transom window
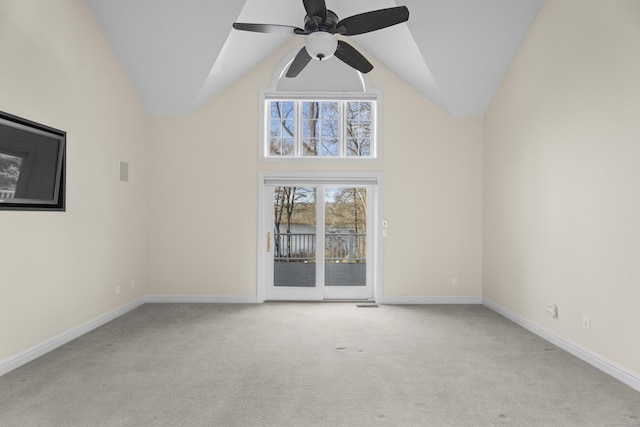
[[265, 99, 376, 159]]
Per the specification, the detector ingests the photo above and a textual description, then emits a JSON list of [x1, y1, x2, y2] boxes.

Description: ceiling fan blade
[[286, 47, 313, 78], [334, 40, 373, 74], [303, 0, 327, 22], [232, 22, 304, 35], [336, 6, 409, 36]]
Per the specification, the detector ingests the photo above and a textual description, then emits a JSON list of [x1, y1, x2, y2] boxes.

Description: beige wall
[[0, 1, 150, 361], [148, 41, 484, 299], [484, 0, 640, 374]]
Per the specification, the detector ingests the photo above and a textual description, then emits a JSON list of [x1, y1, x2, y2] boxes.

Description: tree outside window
[[267, 99, 374, 158]]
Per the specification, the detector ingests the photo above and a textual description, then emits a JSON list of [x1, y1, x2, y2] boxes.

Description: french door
[[259, 175, 380, 301]]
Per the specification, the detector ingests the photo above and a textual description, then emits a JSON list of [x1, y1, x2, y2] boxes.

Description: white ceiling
[[85, 0, 543, 117]]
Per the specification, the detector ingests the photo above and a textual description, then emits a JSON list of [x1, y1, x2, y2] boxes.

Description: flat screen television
[[0, 111, 66, 211]]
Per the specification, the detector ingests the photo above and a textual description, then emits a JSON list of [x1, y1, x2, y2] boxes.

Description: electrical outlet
[[546, 303, 558, 318], [130, 280, 136, 289], [115, 286, 121, 295], [582, 316, 591, 330], [451, 276, 458, 286]]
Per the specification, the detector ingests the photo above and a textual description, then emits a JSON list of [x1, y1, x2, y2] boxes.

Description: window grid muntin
[[266, 99, 375, 159]]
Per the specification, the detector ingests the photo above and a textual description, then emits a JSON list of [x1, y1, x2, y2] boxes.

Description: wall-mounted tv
[[0, 112, 66, 211]]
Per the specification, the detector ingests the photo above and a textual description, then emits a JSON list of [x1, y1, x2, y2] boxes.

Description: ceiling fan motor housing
[[304, 9, 338, 32]]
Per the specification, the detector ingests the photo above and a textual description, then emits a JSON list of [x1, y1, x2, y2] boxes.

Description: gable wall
[[147, 40, 484, 300]]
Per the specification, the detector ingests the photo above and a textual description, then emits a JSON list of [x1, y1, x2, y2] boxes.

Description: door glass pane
[[273, 187, 316, 287], [324, 187, 366, 287]]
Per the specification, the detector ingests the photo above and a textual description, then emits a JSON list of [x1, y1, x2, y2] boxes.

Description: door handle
[[267, 232, 271, 252]]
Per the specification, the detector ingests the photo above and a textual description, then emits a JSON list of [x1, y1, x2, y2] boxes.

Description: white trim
[[0, 298, 145, 377], [257, 173, 266, 303], [270, 47, 371, 93], [261, 171, 382, 186], [483, 298, 640, 392], [264, 92, 378, 101], [372, 175, 384, 304], [381, 296, 483, 305], [145, 295, 259, 304]]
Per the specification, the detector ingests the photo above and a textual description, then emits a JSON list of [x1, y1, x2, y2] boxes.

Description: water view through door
[[273, 187, 317, 289], [268, 185, 371, 300]]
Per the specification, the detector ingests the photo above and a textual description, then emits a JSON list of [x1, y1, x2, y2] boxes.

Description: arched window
[[260, 47, 381, 161]]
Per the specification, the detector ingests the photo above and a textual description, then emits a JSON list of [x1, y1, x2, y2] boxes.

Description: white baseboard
[[145, 295, 259, 304], [0, 297, 145, 377], [380, 296, 483, 305], [482, 298, 640, 392]]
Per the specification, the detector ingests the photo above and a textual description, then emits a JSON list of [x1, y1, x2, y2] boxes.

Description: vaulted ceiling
[[85, 0, 543, 116]]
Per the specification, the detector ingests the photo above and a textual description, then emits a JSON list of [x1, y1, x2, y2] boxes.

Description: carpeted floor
[[0, 303, 638, 426]]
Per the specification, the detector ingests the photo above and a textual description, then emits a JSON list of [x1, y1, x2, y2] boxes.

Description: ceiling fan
[[232, 0, 409, 78]]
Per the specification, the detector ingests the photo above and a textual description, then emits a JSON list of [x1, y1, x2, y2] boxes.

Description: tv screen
[[0, 112, 66, 211]]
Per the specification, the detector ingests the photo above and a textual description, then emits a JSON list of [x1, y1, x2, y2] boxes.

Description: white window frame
[[259, 91, 382, 162]]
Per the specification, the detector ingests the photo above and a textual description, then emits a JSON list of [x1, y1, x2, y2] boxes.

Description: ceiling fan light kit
[[232, 0, 409, 78], [305, 31, 337, 60]]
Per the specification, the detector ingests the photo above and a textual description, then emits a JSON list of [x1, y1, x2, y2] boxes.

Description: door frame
[[257, 172, 383, 303]]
